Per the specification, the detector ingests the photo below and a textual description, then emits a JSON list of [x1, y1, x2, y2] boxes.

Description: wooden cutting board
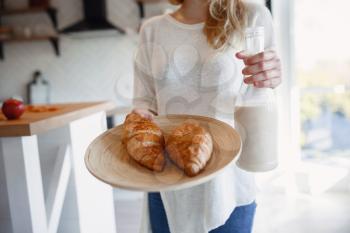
[[85, 114, 241, 192], [0, 101, 114, 137]]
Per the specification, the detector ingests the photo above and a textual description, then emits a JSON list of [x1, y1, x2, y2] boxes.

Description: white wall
[[0, 0, 173, 105], [0, 0, 264, 104]]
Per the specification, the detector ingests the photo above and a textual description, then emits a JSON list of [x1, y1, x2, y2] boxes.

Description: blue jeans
[[148, 192, 257, 233]]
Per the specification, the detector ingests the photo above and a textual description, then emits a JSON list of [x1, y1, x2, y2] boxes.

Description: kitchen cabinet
[[0, 102, 117, 233]]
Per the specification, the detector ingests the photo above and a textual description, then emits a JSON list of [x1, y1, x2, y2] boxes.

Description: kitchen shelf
[[1, 6, 47, 15], [0, 34, 59, 59], [0, 34, 57, 42], [0, 0, 59, 60], [0, 6, 58, 28]]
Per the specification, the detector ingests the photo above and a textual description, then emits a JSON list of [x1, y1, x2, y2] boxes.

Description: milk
[[235, 105, 278, 172], [234, 25, 279, 172]]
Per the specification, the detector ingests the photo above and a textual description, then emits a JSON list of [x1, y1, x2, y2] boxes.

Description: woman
[[132, 0, 281, 232]]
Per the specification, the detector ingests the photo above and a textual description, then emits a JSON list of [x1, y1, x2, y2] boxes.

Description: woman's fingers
[[244, 69, 281, 84], [254, 78, 282, 89], [242, 58, 280, 76], [236, 50, 282, 89], [245, 51, 277, 65], [235, 51, 249, 60], [132, 108, 155, 120], [236, 50, 277, 65]]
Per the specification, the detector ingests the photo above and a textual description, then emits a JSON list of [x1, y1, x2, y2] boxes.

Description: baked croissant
[[122, 112, 165, 172], [166, 120, 213, 177]]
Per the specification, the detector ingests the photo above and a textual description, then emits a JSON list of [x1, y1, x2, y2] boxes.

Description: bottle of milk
[[235, 26, 278, 172]]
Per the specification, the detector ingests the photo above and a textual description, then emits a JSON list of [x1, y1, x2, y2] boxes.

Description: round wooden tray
[[85, 114, 241, 192]]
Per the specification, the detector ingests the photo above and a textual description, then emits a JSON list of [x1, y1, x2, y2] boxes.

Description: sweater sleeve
[[132, 25, 158, 114]]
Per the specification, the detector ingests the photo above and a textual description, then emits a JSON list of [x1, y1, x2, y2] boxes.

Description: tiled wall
[[0, 0, 173, 106], [0, 1, 172, 232], [0, 0, 264, 105]]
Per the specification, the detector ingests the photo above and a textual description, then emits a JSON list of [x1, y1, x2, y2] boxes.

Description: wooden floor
[[115, 198, 143, 233], [254, 190, 350, 233], [114, 189, 350, 233], [2, 181, 349, 233]]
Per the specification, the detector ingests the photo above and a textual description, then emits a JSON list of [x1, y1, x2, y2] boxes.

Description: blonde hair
[[169, 0, 247, 50]]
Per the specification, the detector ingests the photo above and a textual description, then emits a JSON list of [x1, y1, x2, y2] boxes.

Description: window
[[295, 0, 350, 160]]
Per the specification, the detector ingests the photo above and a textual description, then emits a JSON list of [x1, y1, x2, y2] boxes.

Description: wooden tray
[[85, 114, 241, 192]]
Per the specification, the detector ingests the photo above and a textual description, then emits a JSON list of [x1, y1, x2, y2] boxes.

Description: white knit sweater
[[132, 3, 275, 233]]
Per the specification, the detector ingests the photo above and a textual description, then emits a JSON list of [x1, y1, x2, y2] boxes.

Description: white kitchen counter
[[0, 102, 117, 233]]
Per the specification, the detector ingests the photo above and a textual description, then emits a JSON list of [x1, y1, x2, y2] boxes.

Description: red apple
[[1, 98, 25, 120]]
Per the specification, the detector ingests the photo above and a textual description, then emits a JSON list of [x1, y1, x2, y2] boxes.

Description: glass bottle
[[235, 26, 278, 172], [27, 70, 50, 104]]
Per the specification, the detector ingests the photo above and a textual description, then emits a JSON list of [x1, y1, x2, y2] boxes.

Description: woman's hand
[[132, 108, 155, 120], [236, 50, 282, 89]]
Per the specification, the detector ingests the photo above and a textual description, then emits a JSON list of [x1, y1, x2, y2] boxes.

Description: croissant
[[166, 120, 213, 177], [122, 112, 165, 172]]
